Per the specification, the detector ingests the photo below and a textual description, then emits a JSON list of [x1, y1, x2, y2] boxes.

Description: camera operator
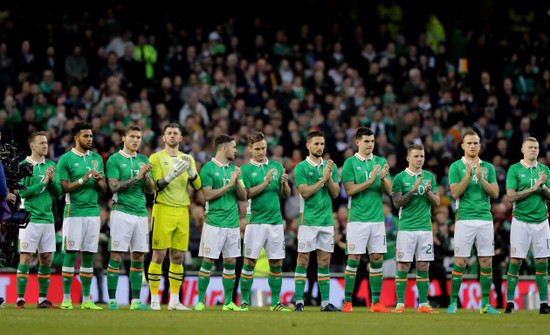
[[15, 131, 62, 309]]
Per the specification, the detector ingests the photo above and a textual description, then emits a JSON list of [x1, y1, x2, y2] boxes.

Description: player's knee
[[39, 252, 53, 266]]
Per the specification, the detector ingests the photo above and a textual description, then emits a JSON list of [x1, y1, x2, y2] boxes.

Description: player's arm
[[144, 173, 154, 194], [48, 163, 63, 198], [426, 185, 440, 207], [280, 168, 291, 198], [449, 163, 472, 200], [188, 157, 201, 190], [92, 171, 107, 194], [61, 170, 93, 194], [380, 164, 392, 195], [507, 173, 546, 201], [19, 174, 48, 199], [392, 176, 421, 208], [506, 187, 536, 202], [475, 162, 499, 199], [344, 165, 379, 197], [247, 168, 275, 199], [326, 160, 340, 199]]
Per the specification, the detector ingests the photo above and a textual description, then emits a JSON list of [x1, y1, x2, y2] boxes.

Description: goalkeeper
[[147, 123, 201, 310]]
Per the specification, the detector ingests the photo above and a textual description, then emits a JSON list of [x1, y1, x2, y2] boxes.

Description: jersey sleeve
[[331, 163, 339, 183], [57, 155, 69, 181], [106, 156, 120, 179], [242, 165, 252, 189], [294, 163, 307, 186], [430, 172, 439, 191], [341, 159, 354, 183], [505, 165, 518, 190], [48, 161, 63, 197], [545, 166, 550, 187], [448, 162, 460, 185], [486, 163, 496, 183], [200, 163, 213, 187], [392, 173, 402, 193]]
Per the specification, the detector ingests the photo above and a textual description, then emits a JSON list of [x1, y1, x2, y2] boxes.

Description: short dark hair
[[462, 128, 479, 142], [248, 131, 265, 146], [123, 125, 142, 136], [355, 127, 374, 140], [407, 144, 424, 155], [215, 134, 234, 149], [72, 121, 93, 136], [306, 131, 325, 143], [28, 131, 48, 144], [163, 122, 182, 134]]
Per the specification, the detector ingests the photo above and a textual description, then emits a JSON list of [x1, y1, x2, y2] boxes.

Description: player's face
[[249, 140, 267, 163], [356, 135, 375, 156], [31, 135, 49, 157], [76, 129, 93, 150], [522, 140, 539, 161], [407, 149, 425, 170], [163, 127, 182, 148], [307, 136, 325, 158], [123, 130, 142, 152], [224, 140, 237, 160], [461, 135, 480, 158]]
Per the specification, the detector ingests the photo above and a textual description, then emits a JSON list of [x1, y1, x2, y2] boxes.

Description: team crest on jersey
[[539, 171, 545, 177], [299, 242, 306, 250], [68, 240, 75, 247], [423, 179, 430, 185], [112, 241, 119, 248], [481, 167, 488, 178], [138, 162, 145, 168], [397, 252, 404, 259], [92, 160, 99, 171], [22, 242, 28, 250], [245, 248, 252, 256]]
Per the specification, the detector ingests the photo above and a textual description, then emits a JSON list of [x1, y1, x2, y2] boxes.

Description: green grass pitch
[[2, 305, 547, 335]]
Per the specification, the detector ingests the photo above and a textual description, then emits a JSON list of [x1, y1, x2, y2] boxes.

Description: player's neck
[[30, 153, 44, 163], [74, 144, 88, 154], [252, 157, 267, 164], [464, 155, 478, 162], [214, 152, 229, 165], [165, 145, 179, 156], [122, 146, 137, 156], [307, 155, 322, 165], [408, 166, 421, 174], [523, 157, 537, 165]]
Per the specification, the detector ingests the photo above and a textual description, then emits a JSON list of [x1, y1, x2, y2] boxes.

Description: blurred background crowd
[[1, 1, 550, 307]]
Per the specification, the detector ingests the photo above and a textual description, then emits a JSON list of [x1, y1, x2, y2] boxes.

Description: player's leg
[[532, 219, 550, 314], [148, 204, 170, 308], [294, 252, 310, 311], [105, 211, 128, 309], [368, 222, 389, 312], [240, 257, 257, 308], [61, 217, 83, 309], [534, 258, 549, 314], [240, 222, 265, 308], [447, 220, 475, 313], [265, 224, 287, 310], [196, 257, 215, 310], [149, 249, 167, 308], [36, 223, 57, 308], [505, 258, 522, 313], [221, 227, 243, 310], [107, 251, 123, 309], [80, 216, 101, 309], [16, 253, 32, 308], [166, 206, 190, 310], [505, 218, 527, 313], [476, 221, 498, 313], [129, 252, 151, 310], [195, 223, 222, 310], [343, 221, 368, 312], [394, 230, 414, 312], [317, 249, 339, 311], [415, 231, 437, 313]]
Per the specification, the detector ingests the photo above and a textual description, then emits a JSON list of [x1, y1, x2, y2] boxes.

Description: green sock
[[395, 270, 408, 304], [240, 264, 255, 304], [130, 261, 143, 301], [80, 253, 94, 299], [268, 265, 282, 307], [107, 258, 121, 300], [535, 262, 549, 303], [62, 251, 78, 295], [17, 263, 29, 299], [344, 259, 360, 303], [38, 265, 51, 299], [318, 266, 330, 303], [369, 262, 383, 304], [197, 261, 214, 304], [416, 271, 430, 305], [222, 263, 236, 305], [294, 265, 307, 303], [480, 267, 492, 306], [506, 262, 521, 302], [450, 264, 465, 305]]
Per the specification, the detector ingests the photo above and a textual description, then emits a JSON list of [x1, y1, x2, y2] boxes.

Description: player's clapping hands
[[281, 168, 288, 184], [412, 177, 423, 192], [230, 167, 241, 186], [380, 164, 390, 179], [137, 163, 152, 180], [265, 168, 276, 184], [181, 155, 196, 178]]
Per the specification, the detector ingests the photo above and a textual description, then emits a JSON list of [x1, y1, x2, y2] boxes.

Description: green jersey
[[506, 160, 550, 224], [448, 157, 496, 221], [19, 157, 62, 223], [241, 159, 283, 225], [294, 157, 339, 227], [392, 168, 438, 231], [341, 153, 389, 222], [57, 148, 105, 217], [106, 150, 151, 217], [200, 158, 239, 228]]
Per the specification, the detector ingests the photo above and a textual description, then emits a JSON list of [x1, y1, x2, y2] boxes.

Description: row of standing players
[[13, 122, 550, 314]]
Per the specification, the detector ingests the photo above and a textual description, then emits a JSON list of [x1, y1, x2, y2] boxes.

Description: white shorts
[[109, 211, 149, 253], [62, 216, 100, 253], [19, 222, 56, 254], [198, 223, 241, 259], [510, 218, 550, 259], [243, 224, 285, 260], [346, 221, 387, 255], [454, 220, 494, 257], [297, 225, 334, 253], [396, 230, 434, 262]]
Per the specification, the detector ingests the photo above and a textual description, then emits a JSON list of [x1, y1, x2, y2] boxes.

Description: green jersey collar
[[520, 160, 538, 169], [211, 157, 229, 168], [306, 156, 324, 167], [405, 168, 422, 177], [461, 156, 482, 165], [71, 147, 90, 157], [119, 149, 137, 159], [250, 158, 269, 167], [354, 153, 373, 161], [25, 156, 45, 166]]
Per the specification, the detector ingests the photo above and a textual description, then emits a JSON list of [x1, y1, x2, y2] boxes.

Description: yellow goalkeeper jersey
[[150, 149, 201, 207]]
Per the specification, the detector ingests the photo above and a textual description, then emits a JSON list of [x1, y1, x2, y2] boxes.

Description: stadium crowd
[[1, 2, 550, 308]]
